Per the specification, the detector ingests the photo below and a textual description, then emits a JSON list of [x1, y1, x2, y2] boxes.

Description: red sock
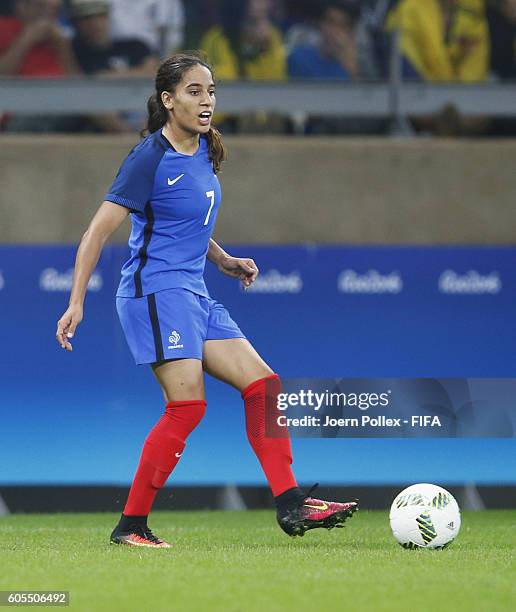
[[123, 400, 206, 516], [242, 374, 297, 496]]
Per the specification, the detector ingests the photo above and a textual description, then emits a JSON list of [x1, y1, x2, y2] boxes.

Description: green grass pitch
[[1, 510, 515, 612]]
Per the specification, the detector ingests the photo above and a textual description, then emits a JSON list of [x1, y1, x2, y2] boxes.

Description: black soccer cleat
[[277, 485, 358, 537], [110, 523, 171, 548]]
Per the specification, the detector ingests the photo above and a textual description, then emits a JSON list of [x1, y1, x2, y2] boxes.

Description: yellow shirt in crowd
[[200, 25, 287, 80], [387, 0, 488, 81]]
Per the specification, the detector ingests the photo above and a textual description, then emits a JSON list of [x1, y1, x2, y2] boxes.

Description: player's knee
[[169, 380, 205, 402], [242, 366, 276, 390], [241, 371, 281, 398], [165, 399, 207, 436]]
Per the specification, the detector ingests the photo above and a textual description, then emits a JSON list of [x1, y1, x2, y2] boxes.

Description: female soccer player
[[56, 53, 357, 548]]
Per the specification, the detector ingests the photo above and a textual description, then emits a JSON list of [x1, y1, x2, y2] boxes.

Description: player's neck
[[162, 123, 200, 156]]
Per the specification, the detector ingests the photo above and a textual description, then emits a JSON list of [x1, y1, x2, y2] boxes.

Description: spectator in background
[[200, 0, 286, 80], [287, 1, 361, 79], [109, 0, 185, 58], [69, 0, 158, 132], [387, 0, 489, 135], [488, 0, 516, 79], [282, 0, 322, 50], [70, 0, 157, 76], [286, 1, 390, 133], [0, 0, 78, 132], [386, 0, 489, 81], [200, 0, 287, 132], [0, 0, 77, 76]]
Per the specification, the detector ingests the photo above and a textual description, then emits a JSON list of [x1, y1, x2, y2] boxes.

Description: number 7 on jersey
[[204, 190, 215, 226]]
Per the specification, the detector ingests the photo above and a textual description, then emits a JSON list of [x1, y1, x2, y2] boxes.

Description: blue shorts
[[116, 288, 246, 365]]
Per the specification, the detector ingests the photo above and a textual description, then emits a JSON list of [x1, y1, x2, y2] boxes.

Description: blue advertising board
[[0, 245, 515, 485]]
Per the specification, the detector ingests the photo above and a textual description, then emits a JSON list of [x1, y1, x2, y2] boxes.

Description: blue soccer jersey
[[105, 130, 221, 298]]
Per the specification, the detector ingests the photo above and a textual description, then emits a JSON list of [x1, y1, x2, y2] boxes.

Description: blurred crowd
[[0, 0, 515, 134]]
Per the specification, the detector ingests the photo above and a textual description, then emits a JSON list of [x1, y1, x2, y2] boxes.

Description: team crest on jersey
[[168, 330, 184, 349]]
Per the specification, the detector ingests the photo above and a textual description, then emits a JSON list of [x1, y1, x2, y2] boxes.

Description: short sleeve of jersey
[[105, 134, 167, 212]]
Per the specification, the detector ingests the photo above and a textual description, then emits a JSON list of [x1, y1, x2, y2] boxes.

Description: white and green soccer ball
[[389, 483, 461, 549]]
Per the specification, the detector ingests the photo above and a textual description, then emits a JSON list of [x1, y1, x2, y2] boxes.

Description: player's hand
[[56, 304, 83, 352], [218, 256, 259, 289]]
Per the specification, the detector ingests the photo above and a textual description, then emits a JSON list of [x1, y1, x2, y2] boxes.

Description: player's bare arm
[[55, 201, 129, 351], [207, 238, 259, 288]]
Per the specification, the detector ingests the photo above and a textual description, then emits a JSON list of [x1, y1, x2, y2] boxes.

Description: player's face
[[164, 65, 216, 135]]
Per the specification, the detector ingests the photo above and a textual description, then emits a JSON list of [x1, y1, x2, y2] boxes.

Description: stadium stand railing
[[1, 77, 516, 117]]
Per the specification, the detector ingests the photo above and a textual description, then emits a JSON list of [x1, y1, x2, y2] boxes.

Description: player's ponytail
[[145, 93, 167, 134], [206, 126, 227, 174], [143, 52, 228, 174]]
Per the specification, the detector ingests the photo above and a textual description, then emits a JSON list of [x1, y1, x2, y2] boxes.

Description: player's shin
[[242, 374, 299, 497], [122, 399, 206, 517]]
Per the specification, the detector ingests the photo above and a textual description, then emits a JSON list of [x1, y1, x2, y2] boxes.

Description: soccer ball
[[389, 483, 461, 549]]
